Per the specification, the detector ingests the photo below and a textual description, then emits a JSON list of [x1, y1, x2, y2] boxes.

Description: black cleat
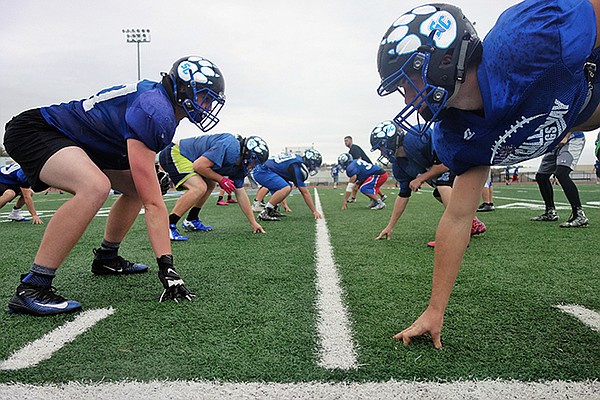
[[91, 248, 149, 275]]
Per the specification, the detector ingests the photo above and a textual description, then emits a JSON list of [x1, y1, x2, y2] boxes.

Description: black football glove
[[157, 255, 195, 302], [155, 164, 172, 195]]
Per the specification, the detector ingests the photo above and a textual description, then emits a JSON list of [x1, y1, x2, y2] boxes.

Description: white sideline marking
[[0, 308, 115, 370], [555, 304, 600, 332], [313, 189, 358, 370], [0, 379, 599, 399]]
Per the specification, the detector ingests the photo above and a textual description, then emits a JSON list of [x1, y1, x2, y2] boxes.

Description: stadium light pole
[[121, 28, 151, 81]]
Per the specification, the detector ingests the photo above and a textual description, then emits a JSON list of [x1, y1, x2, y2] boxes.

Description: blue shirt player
[[339, 154, 388, 210], [3, 55, 226, 315], [0, 163, 42, 224], [377, 1, 600, 348], [252, 149, 323, 221], [159, 133, 269, 240], [369, 121, 486, 244]]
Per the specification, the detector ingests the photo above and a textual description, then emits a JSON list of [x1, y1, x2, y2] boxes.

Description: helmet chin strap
[[444, 36, 470, 107]]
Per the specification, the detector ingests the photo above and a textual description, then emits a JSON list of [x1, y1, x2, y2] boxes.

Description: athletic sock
[[187, 207, 201, 221]]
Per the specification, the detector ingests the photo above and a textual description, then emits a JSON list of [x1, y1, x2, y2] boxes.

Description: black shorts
[[0, 183, 21, 198], [433, 170, 456, 187], [3, 109, 78, 192]]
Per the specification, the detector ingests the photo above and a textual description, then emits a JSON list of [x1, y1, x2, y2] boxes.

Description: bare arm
[[20, 188, 43, 225], [342, 175, 357, 210], [298, 186, 322, 219], [235, 187, 265, 233], [127, 139, 171, 258], [409, 164, 449, 192], [394, 165, 489, 348], [193, 156, 223, 182], [375, 195, 409, 240]]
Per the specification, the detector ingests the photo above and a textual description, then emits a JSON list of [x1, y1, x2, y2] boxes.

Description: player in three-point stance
[[369, 121, 485, 246], [338, 153, 388, 211], [0, 162, 43, 224], [158, 133, 268, 240], [377, 1, 600, 347], [251, 149, 323, 221]]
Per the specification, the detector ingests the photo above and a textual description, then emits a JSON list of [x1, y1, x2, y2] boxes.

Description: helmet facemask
[[180, 83, 225, 132]]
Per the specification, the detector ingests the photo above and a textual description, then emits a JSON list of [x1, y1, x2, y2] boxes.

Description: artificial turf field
[[0, 183, 598, 397]]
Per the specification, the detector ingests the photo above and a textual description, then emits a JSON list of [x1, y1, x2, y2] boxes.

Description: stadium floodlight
[[121, 28, 151, 81]]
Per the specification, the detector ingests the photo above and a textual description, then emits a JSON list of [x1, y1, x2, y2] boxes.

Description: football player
[[3, 55, 225, 315], [377, 1, 600, 347], [370, 121, 486, 245], [0, 163, 43, 224], [530, 131, 588, 227], [251, 149, 323, 221], [158, 134, 268, 240], [338, 153, 388, 210]]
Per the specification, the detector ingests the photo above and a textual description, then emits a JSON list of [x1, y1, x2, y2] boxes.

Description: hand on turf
[[219, 177, 236, 194], [341, 202, 348, 210], [251, 221, 265, 233], [393, 306, 444, 349], [31, 215, 44, 225], [157, 255, 195, 303], [376, 227, 393, 240]]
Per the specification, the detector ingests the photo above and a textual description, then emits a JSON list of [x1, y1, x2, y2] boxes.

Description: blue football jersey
[[391, 127, 436, 196], [263, 153, 307, 187], [346, 160, 385, 182], [434, 0, 599, 174], [0, 163, 30, 188], [178, 133, 246, 188], [40, 80, 177, 169]]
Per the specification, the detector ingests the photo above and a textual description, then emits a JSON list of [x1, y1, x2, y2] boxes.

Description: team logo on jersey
[[177, 57, 220, 85], [490, 99, 569, 165], [382, 6, 457, 56], [463, 128, 475, 141]]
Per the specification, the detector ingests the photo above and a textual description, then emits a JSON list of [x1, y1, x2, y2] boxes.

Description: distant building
[[284, 146, 311, 156]]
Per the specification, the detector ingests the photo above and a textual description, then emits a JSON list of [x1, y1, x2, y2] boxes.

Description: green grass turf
[[0, 183, 598, 383]]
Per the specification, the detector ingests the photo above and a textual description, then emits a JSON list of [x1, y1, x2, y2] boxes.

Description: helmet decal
[[420, 11, 457, 49]]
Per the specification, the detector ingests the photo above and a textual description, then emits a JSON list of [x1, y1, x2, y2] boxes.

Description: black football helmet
[[302, 148, 322, 176], [370, 120, 405, 165], [377, 4, 481, 134], [241, 136, 269, 171], [337, 153, 353, 170], [168, 56, 226, 132]]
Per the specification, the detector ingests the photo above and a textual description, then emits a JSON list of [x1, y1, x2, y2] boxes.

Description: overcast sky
[[1, 0, 598, 168]]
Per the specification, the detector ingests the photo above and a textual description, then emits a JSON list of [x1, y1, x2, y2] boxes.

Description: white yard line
[[0, 308, 115, 371], [555, 304, 600, 332], [0, 379, 598, 400], [313, 189, 358, 370]]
